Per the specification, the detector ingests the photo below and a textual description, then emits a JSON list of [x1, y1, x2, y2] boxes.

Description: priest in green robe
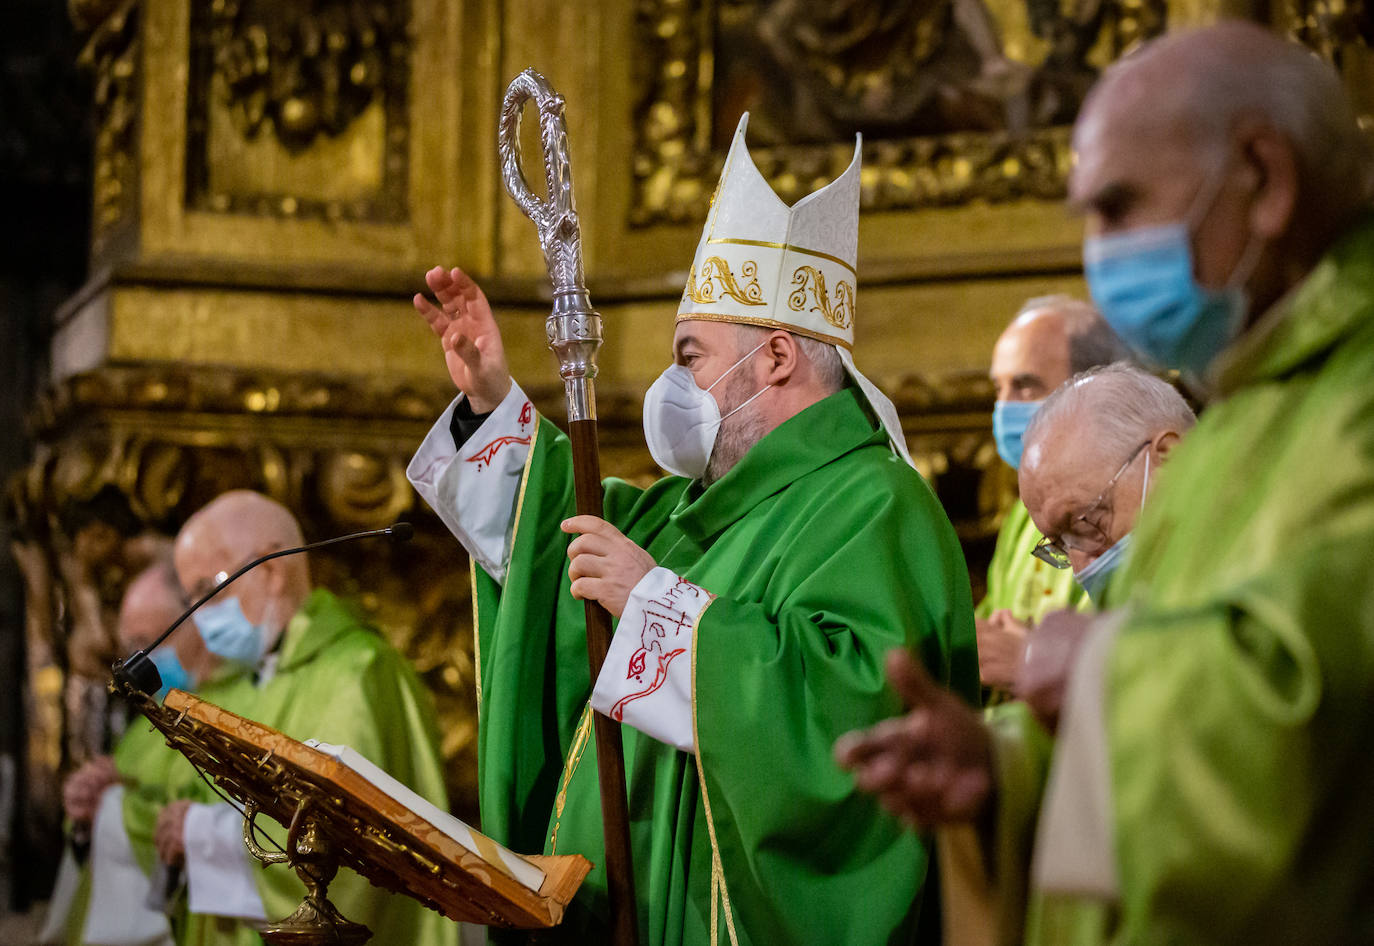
[[408, 114, 979, 945], [152, 490, 458, 946], [837, 21, 1374, 945], [977, 296, 1127, 691], [52, 559, 213, 946]]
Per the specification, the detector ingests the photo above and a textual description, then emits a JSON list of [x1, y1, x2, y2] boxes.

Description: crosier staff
[[497, 68, 640, 946]]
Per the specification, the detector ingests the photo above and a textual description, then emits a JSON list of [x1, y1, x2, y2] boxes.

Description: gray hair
[[736, 324, 846, 394], [1025, 362, 1196, 460], [1014, 294, 1134, 374]]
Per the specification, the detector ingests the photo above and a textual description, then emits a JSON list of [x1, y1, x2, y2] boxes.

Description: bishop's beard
[[702, 368, 769, 487]]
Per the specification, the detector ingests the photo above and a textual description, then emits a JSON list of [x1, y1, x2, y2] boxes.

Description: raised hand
[[414, 265, 512, 413], [835, 649, 994, 827]]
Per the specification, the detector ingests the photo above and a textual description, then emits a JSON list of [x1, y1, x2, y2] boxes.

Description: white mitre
[[677, 114, 912, 464]]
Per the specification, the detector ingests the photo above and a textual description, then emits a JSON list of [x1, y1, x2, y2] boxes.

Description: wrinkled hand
[[63, 756, 119, 825], [561, 516, 657, 618], [154, 800, 192, 867], [835, 649, 994, 827], [976, 609, 1030, 690], [414, 265, 511, 412], [1014, 608, 1095, 734]]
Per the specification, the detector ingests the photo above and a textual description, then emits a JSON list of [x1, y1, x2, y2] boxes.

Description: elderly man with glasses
[[1018, 363, 1195, 605]]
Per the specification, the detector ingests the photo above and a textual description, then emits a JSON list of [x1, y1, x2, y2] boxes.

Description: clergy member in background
[[838, 21, 1374, 944], [408, 114, 979, 944], [977, 296, 1129, 691], [1009, 363, 1194, 729], [49, 559, 218, 946], [157, 490, 456, 946]]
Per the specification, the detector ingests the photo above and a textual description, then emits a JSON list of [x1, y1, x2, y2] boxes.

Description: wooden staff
[[497, 68, 640, 946]]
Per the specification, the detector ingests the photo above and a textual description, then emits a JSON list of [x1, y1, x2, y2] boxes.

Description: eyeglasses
[[1031, 440, 1151, 569]]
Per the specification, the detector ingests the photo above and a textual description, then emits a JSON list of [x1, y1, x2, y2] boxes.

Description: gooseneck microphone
[[111, 521, 414, 694]]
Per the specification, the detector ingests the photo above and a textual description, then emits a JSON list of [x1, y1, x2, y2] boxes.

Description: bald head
[[1072, 21, 1373, 317], [990, 296, 1130, 403], [1019, 364, 1195, 570], [118, 561, 186, 652], [174, 491, 311, 655]]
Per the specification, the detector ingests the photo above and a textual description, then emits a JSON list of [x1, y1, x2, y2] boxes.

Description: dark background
[[1, 0, 92, 909]]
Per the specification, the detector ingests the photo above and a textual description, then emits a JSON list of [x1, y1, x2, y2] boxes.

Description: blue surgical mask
[[150, 648, 195, 700], [1083, 224, 1246, 379], [1082, 161, 1261, 380], [193, 596, 271, 666], [992, 399, 1043, 469], [1075, 532, 1132, 604]]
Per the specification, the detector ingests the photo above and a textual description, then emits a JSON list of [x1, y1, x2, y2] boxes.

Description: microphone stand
[[111, 522, 414, 695]]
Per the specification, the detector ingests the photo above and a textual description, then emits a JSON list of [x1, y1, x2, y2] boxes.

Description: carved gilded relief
[[184, 0, 412, 222], [73, 0, 140, 252], [630, 0, 1168, 225]]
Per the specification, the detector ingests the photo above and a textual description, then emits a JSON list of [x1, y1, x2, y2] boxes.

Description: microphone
[[112, 521, 414, 695]]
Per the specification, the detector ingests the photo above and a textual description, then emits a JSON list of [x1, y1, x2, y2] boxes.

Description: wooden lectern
[[116, 682, 590, 944]]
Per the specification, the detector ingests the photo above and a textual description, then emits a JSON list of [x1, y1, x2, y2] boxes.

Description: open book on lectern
[[303, 740, 546, 892], [147, 689, 590, 930]]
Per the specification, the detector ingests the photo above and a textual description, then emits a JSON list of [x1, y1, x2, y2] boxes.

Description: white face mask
[[642, 340, 772, 479]]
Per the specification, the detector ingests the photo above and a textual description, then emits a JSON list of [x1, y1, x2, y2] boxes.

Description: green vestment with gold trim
[[472, 386, 979, 945], [176, 589, 458, 946]]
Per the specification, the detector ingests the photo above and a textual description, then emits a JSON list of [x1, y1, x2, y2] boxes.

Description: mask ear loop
[[704, 338, 770, 393], [1140, 447, 1152, 511], [717, 381, 773, 425], [1187, 154, 1265, 294]]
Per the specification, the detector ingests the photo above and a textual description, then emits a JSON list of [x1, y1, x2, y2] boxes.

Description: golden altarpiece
[[10, 0, 1372, 832]]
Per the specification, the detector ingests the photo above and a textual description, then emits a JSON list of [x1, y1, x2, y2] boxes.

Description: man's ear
[[762, 330, 799, 386], [1237, 121, 1298, 242], [1154, 429, 1183, 461]]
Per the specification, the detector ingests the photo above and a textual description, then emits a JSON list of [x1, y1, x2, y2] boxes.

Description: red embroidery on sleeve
[[466, 434, 532, 471], [609, 577, 713, 723]]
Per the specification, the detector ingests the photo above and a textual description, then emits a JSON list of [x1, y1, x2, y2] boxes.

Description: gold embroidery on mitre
[[683, 257, 766, 306], [788, 265, 855, 330]]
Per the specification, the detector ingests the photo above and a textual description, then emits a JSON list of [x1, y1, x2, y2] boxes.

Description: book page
[[305, 740, 546, 893]]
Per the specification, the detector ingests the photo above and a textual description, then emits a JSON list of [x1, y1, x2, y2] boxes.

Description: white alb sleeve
[[406, 383, 536, 584], [82, 786, 175, 945], [591, 567, 714, 753], [183, 801, 268, 921]]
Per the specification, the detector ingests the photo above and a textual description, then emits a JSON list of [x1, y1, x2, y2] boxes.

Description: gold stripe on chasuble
[[688, 597, 738, 946], [548, 701, 594, 854]]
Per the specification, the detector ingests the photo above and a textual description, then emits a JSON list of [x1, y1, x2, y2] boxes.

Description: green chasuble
[[62, 671, 249, 946], [988, 212, 1374, 944], [178, 589, 458, 946], [975, 500, 1088, 624], [471, 386, 979, 945]]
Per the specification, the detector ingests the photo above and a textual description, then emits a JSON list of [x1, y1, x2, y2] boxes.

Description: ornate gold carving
[[11, 361, 1012, 819], [12, 364, 482, 817], [682, 256, 766, 305], [207, 0, 397, 151], [629, 0, 1168, 226], [1284, 0, 1373, 65], [787, 265, 854, 330], [73, 0, 140, 251], [185, 0, 412, 222]]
